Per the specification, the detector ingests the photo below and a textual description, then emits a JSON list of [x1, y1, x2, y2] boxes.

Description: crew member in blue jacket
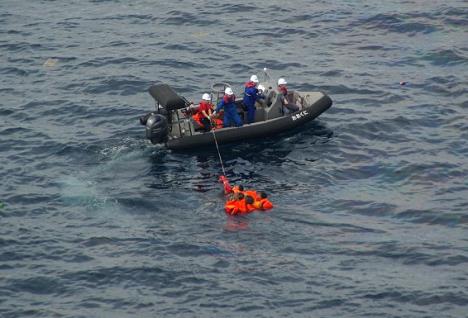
[[243, 75, 264, 124], [213, 87, 243, 127]]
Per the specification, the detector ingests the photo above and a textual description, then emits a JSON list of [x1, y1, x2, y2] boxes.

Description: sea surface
[[1, 1, 467, 317]]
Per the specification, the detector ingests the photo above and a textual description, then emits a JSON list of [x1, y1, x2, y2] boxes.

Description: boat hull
[[166, 92, 332, 150]]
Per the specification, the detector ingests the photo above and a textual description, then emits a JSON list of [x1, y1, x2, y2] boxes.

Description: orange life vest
[[192, 112, 203, 126], [256, 198, 273, 210], [225, 200, 240, 215], [236, 199, 256, 214], [232, 186, 243, 195], [243, 190, 260, 201]]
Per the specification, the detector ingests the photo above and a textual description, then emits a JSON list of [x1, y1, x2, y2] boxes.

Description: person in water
[[231, 184, 244, 196], [220, 176, 273, 215], [220, 176, 244, 198], [219, 175, 232, 194], [212, 87, 243, 127], [243, 75, 265, 124], [225, 193, 243, 215], [253, 192, 273, 210], [192, 93, 214, 132], [277, 78, 300, 114], [225, 193, 257, 215]]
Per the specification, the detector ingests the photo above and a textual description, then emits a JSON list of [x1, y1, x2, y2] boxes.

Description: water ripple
[[1, 1, 467, 317]]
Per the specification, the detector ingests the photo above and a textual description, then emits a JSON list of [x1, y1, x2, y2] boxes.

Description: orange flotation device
[[225, 197, 256, 215], [222, 182, 273, 215], [225, 200, 240, 215], [212, 118, 223, 129], [243, 190, 260, 200], [255, 198, 273, 210], [192, 112, 203, 127], [193, 113, 223, 130], [232, 185, 244, 195], [237, 195, 256, 214]]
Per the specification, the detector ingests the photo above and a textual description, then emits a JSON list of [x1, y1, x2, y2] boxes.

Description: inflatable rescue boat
[[139, 81, 332, 150]]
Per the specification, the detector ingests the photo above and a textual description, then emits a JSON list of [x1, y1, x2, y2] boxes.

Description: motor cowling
[[145, 114, 169, 144], [140, 112, 152, 126], [140, 107, 169, 126]]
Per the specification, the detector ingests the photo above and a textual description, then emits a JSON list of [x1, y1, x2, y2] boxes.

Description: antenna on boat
[[262, 67, 271, 82], [262, 67, 274, 90]]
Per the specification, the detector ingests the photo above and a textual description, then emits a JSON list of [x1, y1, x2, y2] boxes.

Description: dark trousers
[[245, 103, 256, 124], [283, 103, 300, 114], [200, 117, 212, 132]]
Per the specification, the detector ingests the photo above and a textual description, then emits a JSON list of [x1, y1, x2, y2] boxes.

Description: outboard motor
[[145, 114, 169, 144], [142, 83, 188, 144], [139, 112, 153, 126], [139, 107, 169, 126]]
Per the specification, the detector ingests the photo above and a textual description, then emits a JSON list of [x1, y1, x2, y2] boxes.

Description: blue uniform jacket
[[243, 86, 258, 107], [243, 86, 265, 107], [216, 96, 236, 113]]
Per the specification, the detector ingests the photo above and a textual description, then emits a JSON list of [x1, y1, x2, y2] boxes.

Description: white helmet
[[250, 75, 259, 83], [202, 93, 211, 101], [225, 87, 234, 95], [278, 78, 287, 85], [258, 84, 265, 93]]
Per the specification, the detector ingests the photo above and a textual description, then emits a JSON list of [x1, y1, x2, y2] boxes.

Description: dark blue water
[[1, 0, 467, 317]]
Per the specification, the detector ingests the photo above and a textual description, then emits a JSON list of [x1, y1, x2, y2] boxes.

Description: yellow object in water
[[43, 58, 58, 67], [192, 31, 208, 38]]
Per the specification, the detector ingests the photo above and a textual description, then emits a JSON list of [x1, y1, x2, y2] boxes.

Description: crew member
[[213, 87, 243, 127], [277, 78, 300, 114], [243, 75, 264, 124], [255, 85, 268, 108], [192, 93, 213, 132]]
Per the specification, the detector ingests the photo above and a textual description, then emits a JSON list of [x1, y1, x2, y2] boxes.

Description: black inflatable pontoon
[[140, 83, 332, 150]]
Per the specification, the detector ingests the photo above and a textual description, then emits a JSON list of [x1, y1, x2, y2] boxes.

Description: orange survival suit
[[221, 178, 273, 215]]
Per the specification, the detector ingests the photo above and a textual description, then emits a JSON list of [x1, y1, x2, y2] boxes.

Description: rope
[[211, 129, 226, 177]]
